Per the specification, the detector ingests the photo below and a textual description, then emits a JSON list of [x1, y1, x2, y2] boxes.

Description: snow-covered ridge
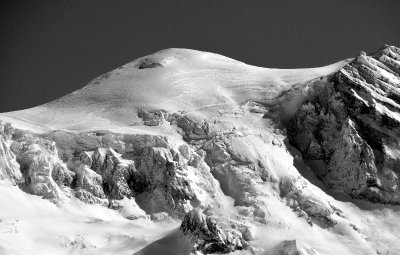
[[1, 46, 400, 255], [288, 45, 400, 204], [0, 48, 350, 133]]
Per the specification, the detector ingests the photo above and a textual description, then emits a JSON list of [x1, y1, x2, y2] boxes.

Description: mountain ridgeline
[[1, 45, 400, 255]]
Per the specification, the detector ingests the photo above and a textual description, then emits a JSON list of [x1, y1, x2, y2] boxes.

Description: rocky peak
[[288, 45, 400, 204]]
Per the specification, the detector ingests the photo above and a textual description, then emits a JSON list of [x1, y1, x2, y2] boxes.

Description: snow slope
[[0, 48, 350, 133]]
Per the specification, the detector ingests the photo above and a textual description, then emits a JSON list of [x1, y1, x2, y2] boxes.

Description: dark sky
[[1, 1, 399, 112]]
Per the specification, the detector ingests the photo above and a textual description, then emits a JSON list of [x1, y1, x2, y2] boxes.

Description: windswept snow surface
[[0, 49, 350, 133], [0, 182, 178, 255], [1, 48, 400, 255]]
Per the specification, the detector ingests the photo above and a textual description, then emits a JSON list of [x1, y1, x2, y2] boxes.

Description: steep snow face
[[0, 48, 350, 133], [1, 47, 400, 255]]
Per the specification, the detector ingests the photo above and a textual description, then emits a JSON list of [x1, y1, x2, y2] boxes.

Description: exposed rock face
[[0, 122, 23, 184], [288, 45, 400, 204], [172, 114, 211, 140], [74, 165, 107, 205], [10, 135, 72, 200], [280, 178, 338, 228], [136, 58, 164, 69], [0, 121, 221, 220], [180, 209, 248, 254], [270, 240, 318, 255], [137, 109, 212, 140], [127, 146, 199, 216], [72, 148, 135, 201], [137, 109, 167, 126]]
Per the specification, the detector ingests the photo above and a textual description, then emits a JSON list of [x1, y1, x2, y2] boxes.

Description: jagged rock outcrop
[[288, 45, 400, 204], [0, 121, 222, 220], [10, 135, 73, 200], [269, 240, 318, 255], [74, 164, 107, 204], [137, 109, 167, 126], [172, 114, 211, 140], [71, 148, 135, 200], [0, 122, 23, 184], [130, 146, 193, 214], [180, 209, 248, 254], [136, 58, 164, 69], [280, 178, 338, 228], [137, 109, 212, 140]]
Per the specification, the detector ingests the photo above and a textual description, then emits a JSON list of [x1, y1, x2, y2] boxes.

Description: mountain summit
[[0, 48, 349, 132], [0, 46, 400, 255]]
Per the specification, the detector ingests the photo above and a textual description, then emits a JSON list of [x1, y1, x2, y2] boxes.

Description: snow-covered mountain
[[1, 46, 400, 255]]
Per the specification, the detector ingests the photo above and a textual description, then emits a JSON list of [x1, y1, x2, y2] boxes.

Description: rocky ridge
[[288, 45, 400, 204]]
